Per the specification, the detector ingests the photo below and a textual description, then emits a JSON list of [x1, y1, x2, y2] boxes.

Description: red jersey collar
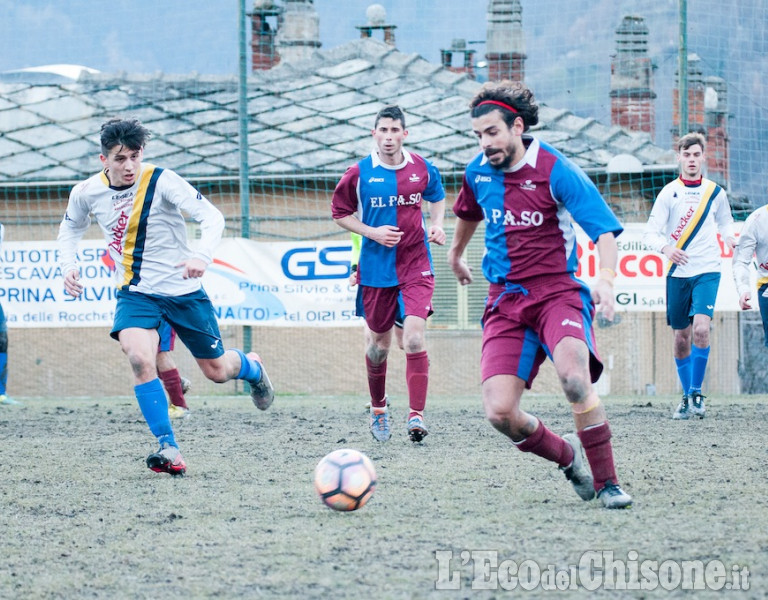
[[679, 176, 703, 187]]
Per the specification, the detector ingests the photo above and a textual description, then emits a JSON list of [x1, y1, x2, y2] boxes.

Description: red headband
[[476, 100, 518, 114]]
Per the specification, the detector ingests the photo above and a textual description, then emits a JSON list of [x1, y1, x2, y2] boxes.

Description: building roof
[[0, 38, 675, 183]]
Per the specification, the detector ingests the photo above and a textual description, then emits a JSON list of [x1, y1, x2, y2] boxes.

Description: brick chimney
[[485, 0, 525, 82], [609, 15, 656, 138], [249, 0, 283, 71], [441, 39, 476, 79], [355, 4, 397, 47], [703, 76, 730, 186], [276, 0, 321, 64]]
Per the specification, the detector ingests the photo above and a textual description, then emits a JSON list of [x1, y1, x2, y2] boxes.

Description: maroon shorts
[[361, 277, 435, 334], [481, 275, 603, 387]]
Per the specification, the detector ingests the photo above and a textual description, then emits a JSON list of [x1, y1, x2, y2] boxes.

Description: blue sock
[[0, 352, 7, 395], [674, 355, 691, 395], [689, 345, 710, 393], [135, 379, 176, 448], [233, 349, 262, 382]]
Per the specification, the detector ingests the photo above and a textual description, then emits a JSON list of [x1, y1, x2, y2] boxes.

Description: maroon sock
[[158, 368, 187, 409], [516, 419, 573, 467], [406, 351, 429, 415], [578, 422, 618, 491], [365, 356, 387, 408]]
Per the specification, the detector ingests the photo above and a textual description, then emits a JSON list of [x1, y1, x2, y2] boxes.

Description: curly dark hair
[[100, 118, 150, 155], [469, 81, 539, 131]]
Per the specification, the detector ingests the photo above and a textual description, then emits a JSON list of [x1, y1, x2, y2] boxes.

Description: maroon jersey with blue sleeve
[[332, 149, 445, 287], [453, 136, 622, 284]]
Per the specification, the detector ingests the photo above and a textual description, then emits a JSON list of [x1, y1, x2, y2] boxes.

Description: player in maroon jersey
[[448, 81, 631, 509], [332, 106, 446, 443]]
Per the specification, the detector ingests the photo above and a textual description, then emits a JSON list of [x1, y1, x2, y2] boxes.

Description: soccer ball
[[313, 448, 377, 512]]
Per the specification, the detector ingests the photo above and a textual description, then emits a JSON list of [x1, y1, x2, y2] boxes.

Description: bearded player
[[448, 81, 632, 509]]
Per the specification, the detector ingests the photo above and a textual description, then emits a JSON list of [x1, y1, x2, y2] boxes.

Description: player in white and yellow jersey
[[643, 132, 736, 420], [57, 118, 275, 476], [733, 204, 768, 346]]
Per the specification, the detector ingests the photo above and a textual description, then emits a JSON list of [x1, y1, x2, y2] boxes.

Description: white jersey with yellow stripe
[[642, 176, 735, 278], [58, 163, 224, 296], [733, 204, 768, 297]]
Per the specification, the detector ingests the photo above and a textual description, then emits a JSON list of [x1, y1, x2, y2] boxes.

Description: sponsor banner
[[575, 223, 751, 312], [0, 241, 116, 328], [204, 238, 359, 327], [0, 226, 755, 328], [0, 238, 360, 328]]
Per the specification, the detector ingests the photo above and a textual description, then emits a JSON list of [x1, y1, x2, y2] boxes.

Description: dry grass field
[[1, 392, 766, 599]]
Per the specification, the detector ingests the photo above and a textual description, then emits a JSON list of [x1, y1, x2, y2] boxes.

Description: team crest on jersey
[[519, 180, 536, 191], [111, 190, 133, 212], [683, 190, 701, 203], [409, 173, 421, 183]]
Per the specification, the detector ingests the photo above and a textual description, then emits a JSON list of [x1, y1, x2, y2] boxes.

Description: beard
[[485, 149, 513, 170]]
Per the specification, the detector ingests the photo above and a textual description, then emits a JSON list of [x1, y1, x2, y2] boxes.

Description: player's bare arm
[[447, 218, 480, 286], [63, 269, 84, 297], [427, 199, 446, 245], [591, 232, 618, 321]]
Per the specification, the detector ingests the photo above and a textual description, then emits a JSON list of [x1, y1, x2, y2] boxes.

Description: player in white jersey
[[733, 204, 768, 346], [643, 132, 735, 420], [57, 118, 275, 476]]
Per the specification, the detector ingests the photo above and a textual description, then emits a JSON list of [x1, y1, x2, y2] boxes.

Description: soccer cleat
[[370, 408, 392, 442], [407, 415, 428, 443], [597, 480, 633, 509], [689, 391, 706, 418], [560, 433, 596, 501], [146, 444, 186, 476], [180, 376, 192, 395], [672, 395, 691, 420], [246, 352, 274, 410], [0, 394, 22, 406], [168, 404, 191, 420]]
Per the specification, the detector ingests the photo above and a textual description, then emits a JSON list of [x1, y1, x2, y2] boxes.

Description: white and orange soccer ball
[[313, 448, 377, 512]]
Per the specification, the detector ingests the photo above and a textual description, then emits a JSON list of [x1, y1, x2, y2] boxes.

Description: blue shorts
[[157, 319, 176, 353], [111, 289, 224, 359], [356, 287, 404, 329], [666, 272, 720, 330], [758, 284, 768, 348]]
